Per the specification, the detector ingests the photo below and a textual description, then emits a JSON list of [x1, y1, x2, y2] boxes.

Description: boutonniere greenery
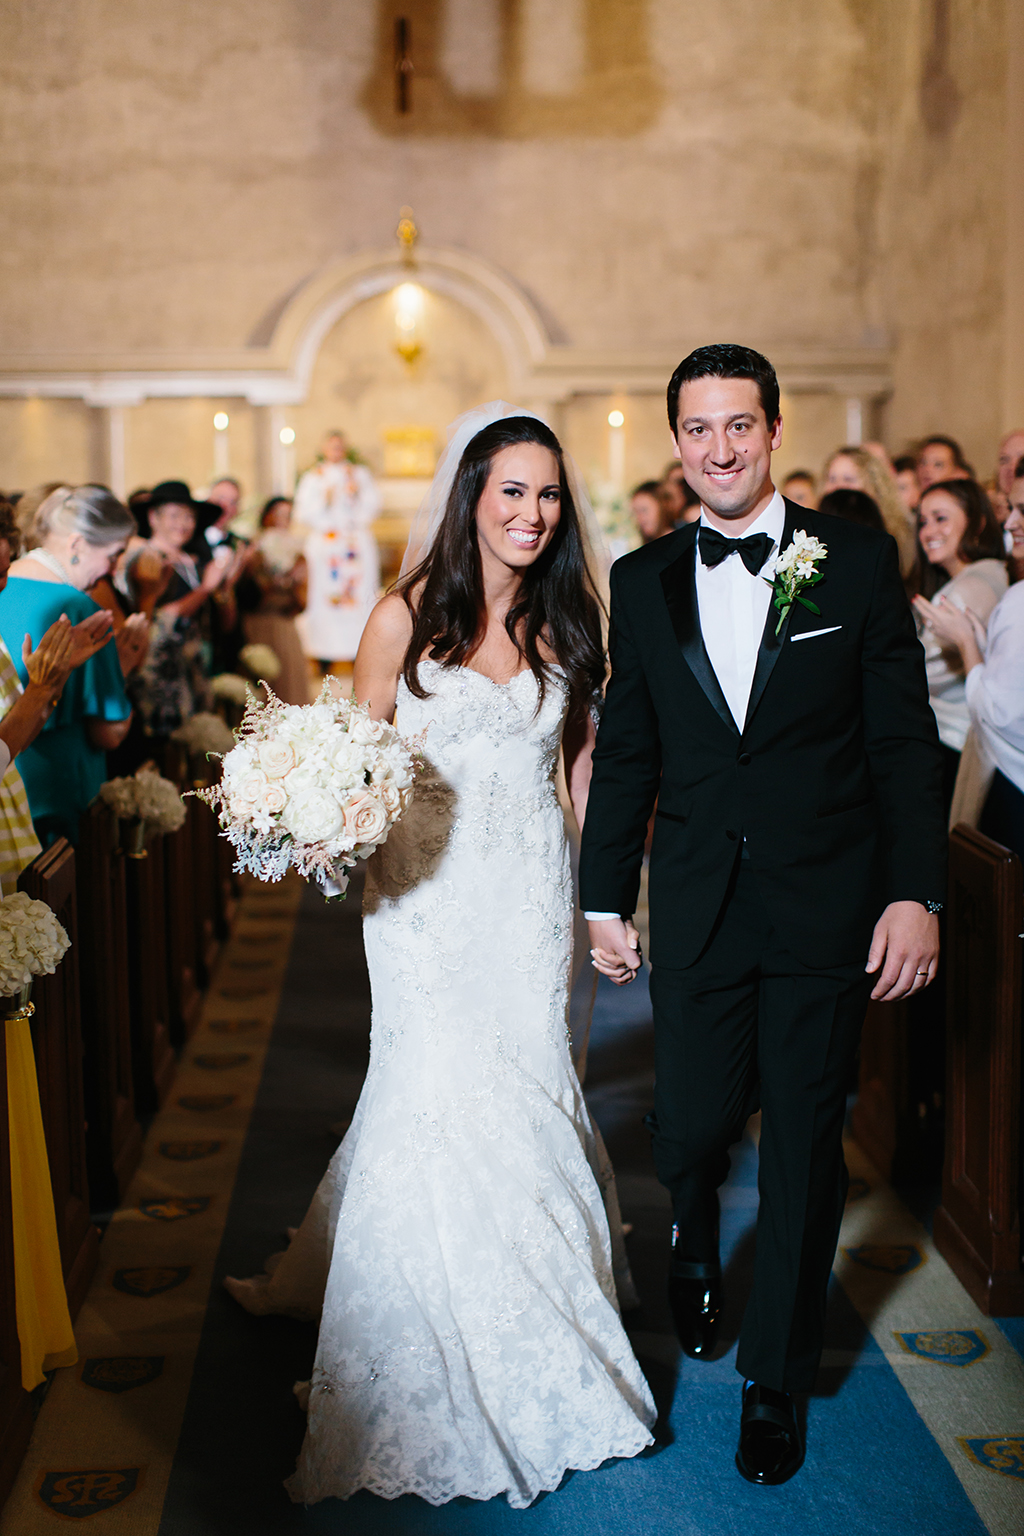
[[764, 531, 828, 635]]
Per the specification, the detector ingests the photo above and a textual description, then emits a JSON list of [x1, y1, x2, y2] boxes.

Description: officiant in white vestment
[[294, 431, 381, 667]]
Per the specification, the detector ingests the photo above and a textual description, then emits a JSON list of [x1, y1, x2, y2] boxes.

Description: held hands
[[865, 900, 939, 1001], [588, 917, 642, 986]]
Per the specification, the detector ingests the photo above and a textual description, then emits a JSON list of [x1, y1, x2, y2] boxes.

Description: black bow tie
[[698, 525, 774, 576]]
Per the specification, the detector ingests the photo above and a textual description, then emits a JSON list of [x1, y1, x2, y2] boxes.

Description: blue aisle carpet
[[158, 882, 986, 1536]]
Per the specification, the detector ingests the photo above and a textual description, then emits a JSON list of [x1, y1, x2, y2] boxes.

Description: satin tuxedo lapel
[[743, 500, 802, 731], [659, 528, 738, 738]]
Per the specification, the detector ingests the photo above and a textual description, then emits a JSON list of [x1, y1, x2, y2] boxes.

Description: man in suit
[[579, 344, 946, 1485]]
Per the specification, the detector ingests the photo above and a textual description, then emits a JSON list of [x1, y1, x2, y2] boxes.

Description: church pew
[[189, 786, 222, 987], [19, 841, 99, 1318], [76, 804, 142, 1209], [0, 1003, 33, 1509], [123, 831, 175, 1114], [164, 804, 202, 1044], [934, 825, 1024, 1315]]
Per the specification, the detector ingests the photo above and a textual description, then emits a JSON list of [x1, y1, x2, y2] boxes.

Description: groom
[[579, 345, 946, 1485]]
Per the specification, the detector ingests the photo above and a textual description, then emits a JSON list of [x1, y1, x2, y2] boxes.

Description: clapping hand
[[22, 615, 77, 694], [67, 609, 116, 667], [912, 594, 985, 657], [115, 611, 150, 674]]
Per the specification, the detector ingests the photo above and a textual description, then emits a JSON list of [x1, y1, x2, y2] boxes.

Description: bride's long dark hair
[[397, 416, 605, 715]]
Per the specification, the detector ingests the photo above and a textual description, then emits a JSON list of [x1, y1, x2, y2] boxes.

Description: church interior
[[0, 1, 1022, 1531]]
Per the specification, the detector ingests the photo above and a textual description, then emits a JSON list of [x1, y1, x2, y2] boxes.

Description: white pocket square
[[790, 625, 842, 643]]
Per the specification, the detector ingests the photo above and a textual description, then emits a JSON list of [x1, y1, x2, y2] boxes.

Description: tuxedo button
[[726, 830, 738, 841], [738, 752, 751, 766]]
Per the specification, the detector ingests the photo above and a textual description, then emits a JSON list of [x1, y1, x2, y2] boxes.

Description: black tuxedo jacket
[[579, 500, 947, 969]]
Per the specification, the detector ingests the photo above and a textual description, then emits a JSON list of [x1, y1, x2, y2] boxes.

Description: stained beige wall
[[0, 1, 1013, 495], [879, 0, 1014, 477]]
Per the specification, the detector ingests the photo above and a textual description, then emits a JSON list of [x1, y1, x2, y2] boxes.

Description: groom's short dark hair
[[668, 344, 780, 433]]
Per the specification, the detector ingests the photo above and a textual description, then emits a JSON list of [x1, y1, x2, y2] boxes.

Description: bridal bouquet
[[193, 682, 419, 898], [98, 767, 188, 836], [0, 892, 71, 998]]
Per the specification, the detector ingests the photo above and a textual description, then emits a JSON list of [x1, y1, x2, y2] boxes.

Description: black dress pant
[[648, 860, 872, 1392]]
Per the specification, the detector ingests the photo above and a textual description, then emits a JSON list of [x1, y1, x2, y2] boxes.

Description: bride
[[225, 405, 656, 1507]]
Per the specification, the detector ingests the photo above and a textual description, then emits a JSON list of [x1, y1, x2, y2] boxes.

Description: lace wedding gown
[[230, 659, 656, 1507]]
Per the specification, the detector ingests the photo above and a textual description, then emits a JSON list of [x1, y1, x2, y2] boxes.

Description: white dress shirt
[[965, 580, 1024, 795], [694, 491, 785, 730], [585, 491, 785, 921]]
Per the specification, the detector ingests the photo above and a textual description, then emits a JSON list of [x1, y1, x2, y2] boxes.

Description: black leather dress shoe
[[667, 1261, 721, 1359], [735, 1380, 804, 1485]]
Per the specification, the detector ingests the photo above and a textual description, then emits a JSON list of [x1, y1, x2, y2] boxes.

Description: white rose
[[348, 713, 387, 747], [377, 779, 402, 817], [234, 769, 269, 807], [342, 791, 389, 846], [282, 788, 344, 844], [261, 782, 288, 815], [258, 738, 296, 778]]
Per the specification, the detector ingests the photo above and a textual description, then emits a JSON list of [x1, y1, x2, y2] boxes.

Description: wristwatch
[[925, 900, 943, 915]]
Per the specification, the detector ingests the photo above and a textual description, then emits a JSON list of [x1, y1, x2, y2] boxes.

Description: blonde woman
[[821, 446, 916, 578]]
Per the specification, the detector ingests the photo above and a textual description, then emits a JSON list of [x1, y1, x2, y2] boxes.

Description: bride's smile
[[474, 442, 562, 575]]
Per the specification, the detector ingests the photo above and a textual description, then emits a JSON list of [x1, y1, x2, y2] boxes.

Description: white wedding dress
[[229, 659, 656, 1507]]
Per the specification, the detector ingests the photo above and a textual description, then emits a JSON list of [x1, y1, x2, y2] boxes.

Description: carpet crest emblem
[[843, 1243, 925, 1274], [112, 1265, 191, 1297], [35, 1467, 143, 1518], [81, 1356, 164, 1393], [139, 1196, 211, 1221], [178, 1093, 236, 1111], [959, 1437, 1024, 1480], [895, 1329, 989, 1366], [159, 1140, 223, 1161]]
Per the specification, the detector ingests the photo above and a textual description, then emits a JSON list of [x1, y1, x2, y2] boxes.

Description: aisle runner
[[836, 1140, 1024, 1536], [0, 874, 303, 1535]]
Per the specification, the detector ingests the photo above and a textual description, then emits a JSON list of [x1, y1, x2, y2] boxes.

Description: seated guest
[[123, 482, 229, 755], [1009, 455, 1024, 584], [0, 485, 137, 843], [630, 481, 675, 544], [910, 478, 1008, 811], [821, 445, 916, 576], [892, 454, 920, 519], [913, 485, 1024, 863], [996, 429, 1024, 501], [782, 469, 816, 508], [916, 433, 973, 490], [817, 487, 885, 532], [239, 496, 310, 704]]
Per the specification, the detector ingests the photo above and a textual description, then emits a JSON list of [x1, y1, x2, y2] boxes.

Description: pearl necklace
[[28, 548, 76, 584]]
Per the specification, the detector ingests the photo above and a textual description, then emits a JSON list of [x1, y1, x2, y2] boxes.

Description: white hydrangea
[[0, 892, 71, 997], [98, 768, 187, 835], [239, 642, 282, 682], [212, 673, 251, 705], [171, 712, 236, 756]]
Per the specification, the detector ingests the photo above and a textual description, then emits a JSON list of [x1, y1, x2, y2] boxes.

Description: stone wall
[[0, 0, 1013, 501]]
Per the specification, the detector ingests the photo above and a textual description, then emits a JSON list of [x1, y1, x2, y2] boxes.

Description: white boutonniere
[[764, 530, 828, 635]]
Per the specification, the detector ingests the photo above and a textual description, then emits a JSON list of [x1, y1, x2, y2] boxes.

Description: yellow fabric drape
[[5, 1011, 77, 1390]]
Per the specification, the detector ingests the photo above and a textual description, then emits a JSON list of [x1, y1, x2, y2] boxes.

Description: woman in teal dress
[[0, 485, 142, 843]]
